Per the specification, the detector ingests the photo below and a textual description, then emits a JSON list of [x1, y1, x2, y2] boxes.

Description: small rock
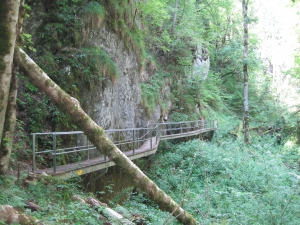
[[0, 205, 30, 224], [72, 195, 85, 204]]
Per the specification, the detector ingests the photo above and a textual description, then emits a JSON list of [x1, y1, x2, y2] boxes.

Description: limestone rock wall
[[22, 1, 162, 131], [82, 25, 145, 129]]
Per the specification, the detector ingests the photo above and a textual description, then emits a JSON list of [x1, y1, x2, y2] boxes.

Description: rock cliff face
[[22, 1, 161, 131], [193, 47, 210, 80], [82, 24, 144, 129]]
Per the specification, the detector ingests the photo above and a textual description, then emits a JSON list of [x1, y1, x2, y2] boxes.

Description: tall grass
[[124, 122, 300, 224]]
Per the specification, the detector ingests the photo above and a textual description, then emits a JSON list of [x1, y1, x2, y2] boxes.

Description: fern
[[0, 186, 26, 207]]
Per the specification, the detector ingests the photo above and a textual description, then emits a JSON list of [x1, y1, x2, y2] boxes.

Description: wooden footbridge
[[31, 120, 217, 179]]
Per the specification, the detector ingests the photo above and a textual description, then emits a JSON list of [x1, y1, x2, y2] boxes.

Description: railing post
[[156, 125, 159, 144], [150, 127, 152, 151], [52, 133, 57, 173], [86, 136, 89, 160], [119, 129, 122, 152], [133, 129, 135, 154], [32, 134, 36, 172], [138, 129, 140, 148], [118, 129, 120, 149]]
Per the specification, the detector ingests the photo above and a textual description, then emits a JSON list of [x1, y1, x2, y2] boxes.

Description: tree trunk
[[0, 69, 18, 173], [14, 46, 198, 225], [171, 0, 178, 34], [242, 0, 250, 143], [0, 0, 21, 174]]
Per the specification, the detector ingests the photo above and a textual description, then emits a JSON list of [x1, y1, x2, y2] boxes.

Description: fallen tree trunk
[[14, 46, 198, 225], [86, 197, 134, 225], [71, 195, 134, 225]]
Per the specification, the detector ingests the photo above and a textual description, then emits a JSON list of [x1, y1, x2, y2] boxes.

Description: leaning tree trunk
[[242, 0, 250, 143], [14, 46, 198, 225], [0, 0, 21, 174]]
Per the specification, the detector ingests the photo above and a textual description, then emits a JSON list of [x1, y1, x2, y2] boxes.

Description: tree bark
[[0, 0, 21, 174], [14, 46, 198, 225], [242, 0, 250, 143]]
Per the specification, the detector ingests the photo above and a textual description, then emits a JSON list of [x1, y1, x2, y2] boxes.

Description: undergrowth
[[0, 176, 106, 224], [123, 121, 300, 224]]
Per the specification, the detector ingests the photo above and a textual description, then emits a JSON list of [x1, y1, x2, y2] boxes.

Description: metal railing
[[31, 120, 217, 173]]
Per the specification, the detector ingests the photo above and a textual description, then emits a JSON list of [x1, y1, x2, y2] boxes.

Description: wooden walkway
[[35, 138, 160, 179], [33, 121, 217, 179]]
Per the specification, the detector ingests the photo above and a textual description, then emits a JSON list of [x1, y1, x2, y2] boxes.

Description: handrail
[[31, 120, 217, 173]]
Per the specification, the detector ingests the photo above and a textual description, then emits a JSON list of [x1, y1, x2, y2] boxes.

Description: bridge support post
[[52, 133, 57, 173]]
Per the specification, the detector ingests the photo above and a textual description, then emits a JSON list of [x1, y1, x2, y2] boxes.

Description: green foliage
[[11, 120, 32, 161], [124, 193, 179, 225], [38, 0, 89, 49], [83, 1, 105, 30], [170, 112, 190, 122], [124, 124, 300, 224], [141, 71, 171, 115], [134, 0, 171, 53], [20, 33, 36, 52], [85, 1, 104, 17], [102, 0, 147, 67], [0, 184, 26, 207], [40, 47, 118, 91], [135, 0, 169, 27], [17, 73, 77, 137], [6, 177, 103, 224]]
